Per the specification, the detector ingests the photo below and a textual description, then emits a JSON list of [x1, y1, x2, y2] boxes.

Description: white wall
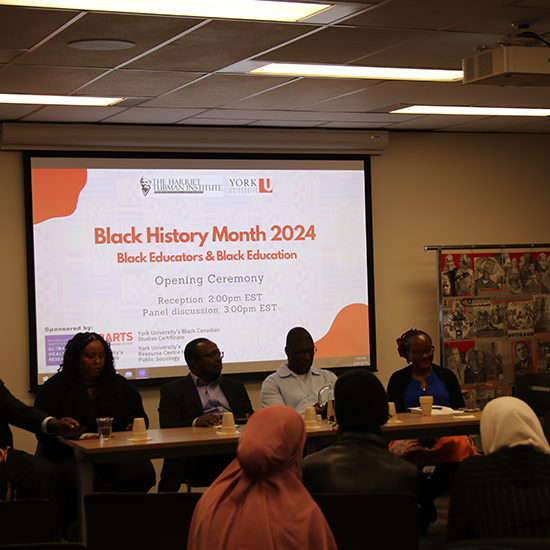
[[371, 132, 550, 386], [2, 131, 550, 468]]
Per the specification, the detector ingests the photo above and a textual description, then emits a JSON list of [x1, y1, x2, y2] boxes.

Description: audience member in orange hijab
[[187, 404, 337, 550]]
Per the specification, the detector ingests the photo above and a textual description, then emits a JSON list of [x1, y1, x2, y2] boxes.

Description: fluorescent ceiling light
[[0, 0, 331, 21], [249, 63, 463, 82], [0, 93, 125, 106], [392, 105, 550, 116]]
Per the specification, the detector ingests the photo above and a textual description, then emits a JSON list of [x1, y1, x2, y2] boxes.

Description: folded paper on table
[[408, 406, 465, 415]]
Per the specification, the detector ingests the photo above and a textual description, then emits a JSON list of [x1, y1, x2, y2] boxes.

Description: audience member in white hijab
[[447, 396, 550, 543]]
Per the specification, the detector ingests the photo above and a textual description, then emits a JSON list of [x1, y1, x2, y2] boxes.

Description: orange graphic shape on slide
[[32, 169, 88, 224], [315, 303, 370, 358]]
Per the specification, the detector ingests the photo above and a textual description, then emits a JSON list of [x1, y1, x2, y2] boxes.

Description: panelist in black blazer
[[158, 338, 253, 492]]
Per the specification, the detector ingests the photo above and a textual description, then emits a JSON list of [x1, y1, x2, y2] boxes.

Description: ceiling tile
[[319, 121, 394, 128], [78, 69, 204, 96], [345, 0, 514, 30], [501, 118, 550, 132], [193, 108, 405, 122], [248, 120, 325, 127], [409, 82, 537, 106], [445, 6, 550, 35], [0, 6, 78, 49], [354, 31, 500, 69], [15, 12, 202, 68], [177, 118, 256, 126], [0, 65, 105, 94], [255, 26, 424, 64], [126, 20, 313, 72], [227, 77, 377, 110], [0, 2, 549, 132], [386, 114, 485, 130], [479, 88, 550, 108], [306, 81, 461, 112], [435, 115, 549, 132], [142, 74, 293, 109], [101, 107, 205, 124], [0, 103, 43, 120], [517, 0, 550, 7], [20, 105, 127, 122], [0, 49, 26, 63]]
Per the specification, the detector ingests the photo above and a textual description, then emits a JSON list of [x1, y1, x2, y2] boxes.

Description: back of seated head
[[334, 369, 388, 434]]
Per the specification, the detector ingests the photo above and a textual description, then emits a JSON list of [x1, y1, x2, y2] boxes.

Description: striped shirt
[[447, 445, 550, 542]]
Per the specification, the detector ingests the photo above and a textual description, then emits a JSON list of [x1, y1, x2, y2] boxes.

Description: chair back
[[0, 544, 86, 550], [514, 373, 550, 417], [443, 537, 550, 549], [0, 498, 56, 544], [312, 492, 419, 550], [84, 491, 202, 550]]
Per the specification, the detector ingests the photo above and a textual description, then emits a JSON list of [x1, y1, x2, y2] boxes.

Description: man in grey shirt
[[260, 327, 336, 415]]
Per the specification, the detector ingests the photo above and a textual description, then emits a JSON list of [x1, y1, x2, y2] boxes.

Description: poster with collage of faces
[[440, 250, 550, 410]]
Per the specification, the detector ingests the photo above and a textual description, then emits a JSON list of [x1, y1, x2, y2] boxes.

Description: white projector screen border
[[24, 151, 376, 390]]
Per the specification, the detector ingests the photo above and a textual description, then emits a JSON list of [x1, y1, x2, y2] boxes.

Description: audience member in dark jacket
[[301, 369, 420, 496]]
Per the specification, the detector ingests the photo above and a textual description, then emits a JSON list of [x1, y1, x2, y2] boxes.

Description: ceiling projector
[[462, 45, 550, 86]]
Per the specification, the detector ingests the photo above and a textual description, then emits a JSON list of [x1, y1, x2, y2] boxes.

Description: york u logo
[[259, 178, 273, 193]]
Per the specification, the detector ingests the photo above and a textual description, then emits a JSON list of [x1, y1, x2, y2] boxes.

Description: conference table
[[63, 410, 481, 542], [381, 410, 482, 440]]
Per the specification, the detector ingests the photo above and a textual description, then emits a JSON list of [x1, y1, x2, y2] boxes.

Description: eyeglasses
[[410, 346, 434, 358], [196, 350, 224, 359], [290, 347, 317, 358]]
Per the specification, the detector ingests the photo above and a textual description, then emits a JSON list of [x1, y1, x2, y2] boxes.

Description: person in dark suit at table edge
[[0, 378, 77, 537], [158, 338, 254, 492]]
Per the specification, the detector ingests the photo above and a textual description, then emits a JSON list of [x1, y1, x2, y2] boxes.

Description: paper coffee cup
[[220, 412, 236, 434], [132, 417, 147, 441], [304, 407, 318, 428], [388, 402, 396, 417], [419, 395, 433, 416]]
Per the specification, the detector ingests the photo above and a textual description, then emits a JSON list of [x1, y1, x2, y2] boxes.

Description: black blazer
[[387, 364, 465, 413], [158, 374, 254, 428], [0, 379, 48, 447]]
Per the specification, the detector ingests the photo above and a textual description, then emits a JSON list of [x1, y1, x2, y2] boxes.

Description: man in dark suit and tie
[[0, 379, 77, 536], [158, 338, 253, 492]]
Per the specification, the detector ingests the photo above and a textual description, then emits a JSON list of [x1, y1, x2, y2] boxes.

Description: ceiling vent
[[463, 46, 550, 86]]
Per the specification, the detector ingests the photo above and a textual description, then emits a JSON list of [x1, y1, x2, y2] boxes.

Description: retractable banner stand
[[27, 156, 375, 386], [429, 244, 550, 411]]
